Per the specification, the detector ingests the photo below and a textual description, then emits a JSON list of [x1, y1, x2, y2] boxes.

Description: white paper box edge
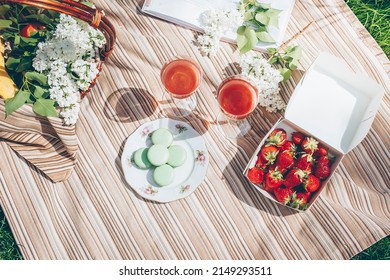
[[285, 52, 384, 154]]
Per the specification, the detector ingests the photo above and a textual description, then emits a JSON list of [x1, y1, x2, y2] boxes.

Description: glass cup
[[216, 75, 259, 139], [160, 56, 203, 117]]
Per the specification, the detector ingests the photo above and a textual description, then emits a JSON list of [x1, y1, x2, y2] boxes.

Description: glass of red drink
[[160, 56, 202, 117], [216, 75, 258, 138]]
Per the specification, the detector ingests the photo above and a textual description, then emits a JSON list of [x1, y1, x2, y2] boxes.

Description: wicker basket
[[1, 0, 116, 95]]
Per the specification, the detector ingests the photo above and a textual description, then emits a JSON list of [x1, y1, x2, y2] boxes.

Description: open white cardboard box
[[244, 52, 384, 211]]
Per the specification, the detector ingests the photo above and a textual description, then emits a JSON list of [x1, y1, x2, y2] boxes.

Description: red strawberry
[[255, 156, 267, 169], [317, 155, 330, 166], [259, 145, 279, 165], [292, 131, 305, 145], [264, 168, 284, 191], [303, 174, 321, 192], [276, 150, 295, 170], [274, 186, 292, 205], [314, 159, 331, 180], [301, 137, 319, 154], [247, 167, 265, 185], [284, 168, 307, 188], [290, 191, 311, 210], [266, 128, 287, 147], [280, 140, 297, 153], [295, 153, 315, 173], [314, 144, 328, 157]]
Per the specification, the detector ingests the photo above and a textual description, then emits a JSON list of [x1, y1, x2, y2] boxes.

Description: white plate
[[121, 118, 209, 203], [142, 0, 295, 51]]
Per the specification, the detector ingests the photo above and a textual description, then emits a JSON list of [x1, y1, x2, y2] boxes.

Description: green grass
[[345, 0, 390, 260], [0, 208, 22, 260], [346, 0, 390, 57], [0, 0, 389, 260]]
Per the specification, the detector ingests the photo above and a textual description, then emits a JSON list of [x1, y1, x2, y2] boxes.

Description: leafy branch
[[266, 45, 302, 82], [237, 0, 282, 54]]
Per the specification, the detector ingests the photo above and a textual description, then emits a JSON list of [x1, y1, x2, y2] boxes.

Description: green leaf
[[5, 90, 30, 116], [15, 57, 32, 73], [256, 31, 275, 43], [14, 35, 20, 46], [237, 26, 258, 54], [81, 1, 95, 8], [267, 48, 277, 55], [33, 98, 58, 117], [255, 12, 269, 26], [25, 14, 53, 25], [5, 57, 20, 71], [24, 72, 48, 86], [33, 86, 49, 99], [243, 11, 253, 21], [284, 45, 302, 70], [0, 19, 12, 29], [0, 5, 11, 16], [280, 68, 292, 82]]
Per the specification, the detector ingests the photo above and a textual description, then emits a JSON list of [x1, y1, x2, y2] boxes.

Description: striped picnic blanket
[[0, 0, 389, 259]]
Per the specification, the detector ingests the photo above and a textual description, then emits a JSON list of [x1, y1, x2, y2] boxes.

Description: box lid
[[285, 52, 384, 154]]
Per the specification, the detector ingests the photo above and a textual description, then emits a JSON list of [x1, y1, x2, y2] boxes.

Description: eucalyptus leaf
[[33, 98, 58, 117], [5, 90, 30, 116], [25, 71, 48, 86], [256, 31, 275, 43]]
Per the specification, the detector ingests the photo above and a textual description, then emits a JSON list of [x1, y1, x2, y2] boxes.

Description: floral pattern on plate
[[121, 118, 209, 203]]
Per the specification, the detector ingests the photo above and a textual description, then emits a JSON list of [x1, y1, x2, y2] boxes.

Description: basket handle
[[2, 0, 116, 61]]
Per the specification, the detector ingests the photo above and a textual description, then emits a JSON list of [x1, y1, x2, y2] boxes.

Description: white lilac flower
[[60, 103, 81, 126], [32, 14, 105, 125], [197, 8, 243, 56], [240, 54, 285, 112]]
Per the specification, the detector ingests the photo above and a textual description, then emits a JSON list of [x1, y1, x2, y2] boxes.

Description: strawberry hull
[[244, 53, 384, 212]]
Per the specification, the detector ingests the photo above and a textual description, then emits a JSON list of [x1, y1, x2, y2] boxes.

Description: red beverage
[[161, 58, 202, 99], [217, 77, 258, 120]]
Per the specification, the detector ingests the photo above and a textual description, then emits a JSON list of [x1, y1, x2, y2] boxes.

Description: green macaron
[[147, 144, 169, 166], [153, 164, 175, 186], [133, 147, 152, 169], [151, 128, 173, 147], [167, 145, 187, 167]]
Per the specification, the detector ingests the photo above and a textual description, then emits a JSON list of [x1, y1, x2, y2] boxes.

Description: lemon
[[0, 38, 18, 100]]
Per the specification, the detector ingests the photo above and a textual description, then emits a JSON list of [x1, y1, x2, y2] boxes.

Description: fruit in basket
[[274, 186, 292, 205], [292, 131, 305, 145], [266, 128, 287, 147], [276, 150, 295, 170], [290, 191, 311, 210], [284, 168, 306, 188], [259, 145, 279, 165], [314, 156, 331, 180], [315, 144, 328, 157], [303, 174, 321, 192], [264, 168, 284, 191], [280, 140, 296, 153], [20, 23, 45, 38], [301, 137, 319, 154], [247, 128, 335, 210], [247, 167, 265, 185], [0, 40, 17, 100], [295, 153, 314, 173]]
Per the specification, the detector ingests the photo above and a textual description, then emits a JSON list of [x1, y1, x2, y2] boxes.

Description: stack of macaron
[[132, 128, 187, 186]]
